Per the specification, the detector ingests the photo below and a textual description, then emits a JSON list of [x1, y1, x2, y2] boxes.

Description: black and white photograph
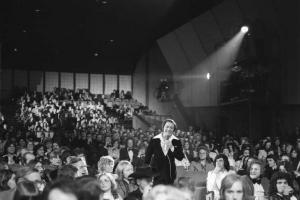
[[0, 0, 299, 200]]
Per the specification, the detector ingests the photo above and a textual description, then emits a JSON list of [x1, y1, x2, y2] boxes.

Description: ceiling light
[[13, 48, 18, 52], [94, 52, 99, 56]]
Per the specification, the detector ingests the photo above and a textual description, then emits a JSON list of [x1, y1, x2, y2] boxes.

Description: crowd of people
[[0, 88, 299, 200]]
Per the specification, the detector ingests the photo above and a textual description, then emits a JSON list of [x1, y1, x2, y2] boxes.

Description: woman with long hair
[[219, 174, 250, 200], [98, 173, 122, 200], [115, 160, 135, 199], [190, 145, 214, 175]]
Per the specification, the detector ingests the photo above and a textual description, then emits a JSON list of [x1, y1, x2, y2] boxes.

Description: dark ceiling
[[1, 0, 223, 74]]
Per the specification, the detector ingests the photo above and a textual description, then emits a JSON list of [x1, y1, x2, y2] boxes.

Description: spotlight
[[206, 73, 211, 80], [241, 26, 249, 33]]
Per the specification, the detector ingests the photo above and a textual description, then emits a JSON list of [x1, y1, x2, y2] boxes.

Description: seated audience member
[[241, 160, 269, 199], [0, 169, 16, 191], [134, 145, 147, 168], [34, 144, 47, 163], [67, 156, 88, 177], [0, 167, 43, 200], [207, 154, 233, 200], [265, 155, 279, 180], [27, 160, 44, 175], [108, 140, 121, 162], [2, 142, 18, 165], [13, 181, 40, 200], [278, 155, 294, 174], [143, 185, 192, 200], [97, 172, 122, 200], [175, 177, 195, 198], [57, 165, 78, 180], [269, 172, 298, 200], [98, 156, 115, 175], [119, 138, 138, 166], [115, 160, 135, 199], [220, 173, 251, 200], [45, 179, 79, 200], [183, 141, 194, 162], [222, 146, 236, 169], [23, 152, 35, 165], [126, 167, 157, 200], [190, 145, 214, 175], [237, 156, 255, 176], [76, 176, 101, 200]]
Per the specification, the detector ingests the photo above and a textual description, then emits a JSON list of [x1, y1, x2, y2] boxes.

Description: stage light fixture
[[206, 73, 211, 80], [241, 26, 249, 33]]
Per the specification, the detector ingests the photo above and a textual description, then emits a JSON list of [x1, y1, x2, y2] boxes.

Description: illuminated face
[[249, 163, 261, 179], [48, 189, 77, 200], [127, 139, 133, 148], [223, 148, 229, 156], [276, 179, 288, 194], [7, 144, 15, 154], [99, 175, 112, 192], [103, 162, 114, 173], [162, 122, 175, 140], [224, 181, 243, 200], [267, 158, 276, 168], [73, 161, 88, 177], [199, 149, 207, 160], [37, 147, 44, 156], [216, 158, 225, 169], [123, 164, 134, 179]]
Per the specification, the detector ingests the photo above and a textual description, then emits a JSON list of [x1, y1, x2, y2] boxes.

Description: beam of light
[[241, 26, 249, 33], [180, 30, 247, 81]]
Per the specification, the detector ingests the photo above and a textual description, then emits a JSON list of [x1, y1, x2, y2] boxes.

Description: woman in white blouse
[[207, 154, 233, 200]]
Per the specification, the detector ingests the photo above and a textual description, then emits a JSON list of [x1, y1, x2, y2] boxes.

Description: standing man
[[145, 119, 184, 185]]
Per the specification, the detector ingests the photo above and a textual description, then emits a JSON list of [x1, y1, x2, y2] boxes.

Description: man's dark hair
[[57, 165, 78, 180]]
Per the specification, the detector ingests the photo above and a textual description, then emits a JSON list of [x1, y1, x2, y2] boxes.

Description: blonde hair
[[97, 172, 118, 191], [144, 185, 192, 200], [98, 155, 114, 173], [115, 160, 132, 180], [220, 174, 246, 200]]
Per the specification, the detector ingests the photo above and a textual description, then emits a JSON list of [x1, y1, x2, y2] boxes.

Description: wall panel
[[133, 56, 146, 105], [14, 70, 27, 88], [192, 11, 223, 55], [175, 22, 207, 66], [212, 0, 244, 39], [45, 72, 58, 92], [75, 73, 88, 89], [29, 71, 43, 92], [119, 75, 132, 92], [90, 74, 103, 94], [61, 72, 74, 89], [104, 74, 117, 94], [0, 69, 13, 100]]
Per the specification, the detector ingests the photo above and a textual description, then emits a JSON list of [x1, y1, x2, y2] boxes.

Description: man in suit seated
[[120, 138, 138, 166]]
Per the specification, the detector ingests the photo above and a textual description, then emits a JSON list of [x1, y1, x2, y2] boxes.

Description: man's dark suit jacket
[[144, 133, 184, 185], [119, 147, 138, 165]]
